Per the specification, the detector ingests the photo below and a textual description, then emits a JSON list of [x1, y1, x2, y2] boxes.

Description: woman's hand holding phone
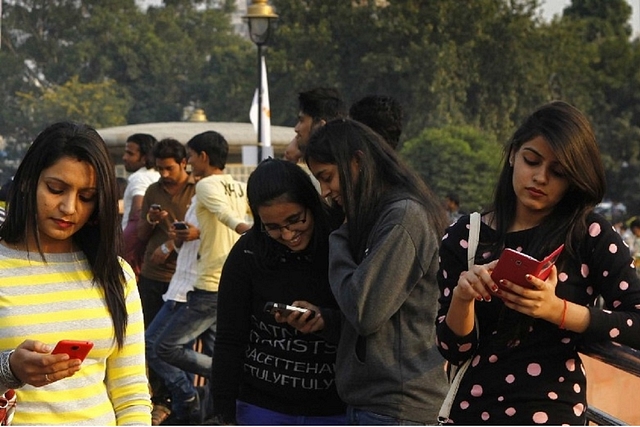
[[51, 340, 93, 361], [269, 301, 324, 334], [497, 263, 564, 322], [491, 245, 564, 290], [453, 260, 500, 303], [489, 244, 565, 322], [9, 340, 84, 388]]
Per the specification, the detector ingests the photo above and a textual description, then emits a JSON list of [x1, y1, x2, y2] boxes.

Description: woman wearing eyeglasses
[[210, 158, 346, 425]]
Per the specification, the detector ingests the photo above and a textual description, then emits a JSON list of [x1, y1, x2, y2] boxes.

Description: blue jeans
[[145, 300, 196, 417], [346, 406, 425, 425], [236, 400, 347, 425], [137, 275, 171, 405], [156, 289, 217, 378]]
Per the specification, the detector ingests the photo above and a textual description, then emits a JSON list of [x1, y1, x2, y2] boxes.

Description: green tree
[[400, 125, 502, 213], [17, 76, 132, 130], [267, 0, 597, 144], [74, 1, 254, 122], [0, 0, 254, 126], [560, 0, 640, 211], [3, 0, 640, 216], [563, 0, 633, 40]]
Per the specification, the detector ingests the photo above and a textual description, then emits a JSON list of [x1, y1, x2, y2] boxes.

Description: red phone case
[[51, 340, 94, 361], [491, 244, 564, 289]]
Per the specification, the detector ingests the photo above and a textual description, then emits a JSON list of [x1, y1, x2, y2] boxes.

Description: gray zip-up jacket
[[328, 193, 448, 424]]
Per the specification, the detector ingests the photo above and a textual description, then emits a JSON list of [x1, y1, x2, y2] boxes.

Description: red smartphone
[[491, 244, 564, 289], [51, 340, 94, 361]]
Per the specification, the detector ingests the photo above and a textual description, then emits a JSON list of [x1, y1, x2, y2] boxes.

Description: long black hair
[[489, 102, 606, 344], [0, 121, 128, 348], [305, 119, 448, 262], [490, 101, 605, 260], [246, 158, 333, 271]]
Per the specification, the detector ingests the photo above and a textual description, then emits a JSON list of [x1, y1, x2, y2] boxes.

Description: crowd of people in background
[[596, 201, 640, 275], [0, 90, 639, 427]]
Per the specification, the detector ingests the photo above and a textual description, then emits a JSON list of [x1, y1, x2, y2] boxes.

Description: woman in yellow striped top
[[0, 122, 152, 425]]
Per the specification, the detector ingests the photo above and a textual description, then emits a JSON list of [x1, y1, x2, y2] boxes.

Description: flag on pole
[[249, 56, 271, 147]]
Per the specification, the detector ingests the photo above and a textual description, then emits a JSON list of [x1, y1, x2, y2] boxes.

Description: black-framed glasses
[[260, 209, 308, 237]]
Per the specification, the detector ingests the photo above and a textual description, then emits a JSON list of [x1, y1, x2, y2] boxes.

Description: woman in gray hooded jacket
[[286, 119, 449, 425]]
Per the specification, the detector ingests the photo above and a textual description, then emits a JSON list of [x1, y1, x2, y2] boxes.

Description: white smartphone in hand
[[263, 302, 316, 319]]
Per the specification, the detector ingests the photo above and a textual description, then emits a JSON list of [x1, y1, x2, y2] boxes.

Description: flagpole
[[257, 43, 263, 162], [244, 0, 277, 165]]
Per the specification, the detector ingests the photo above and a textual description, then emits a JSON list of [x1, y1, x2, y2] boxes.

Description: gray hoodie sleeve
[[328, 208, 436, 336]]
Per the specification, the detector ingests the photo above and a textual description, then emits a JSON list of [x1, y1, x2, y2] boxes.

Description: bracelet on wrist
[[160, 243, 172, 255], [559, 299, 568, 329], [0, 350, 25, 390], [146, 212, 159, 226]]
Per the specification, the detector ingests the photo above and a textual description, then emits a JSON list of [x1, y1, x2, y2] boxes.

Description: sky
[[539, 0, 640, 35]]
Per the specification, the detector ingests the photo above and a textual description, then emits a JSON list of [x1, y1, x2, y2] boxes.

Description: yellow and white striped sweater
[[0, 245, 151, 425]]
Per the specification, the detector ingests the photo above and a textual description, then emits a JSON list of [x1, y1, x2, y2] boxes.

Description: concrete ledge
[[98, 121, 293, 165]]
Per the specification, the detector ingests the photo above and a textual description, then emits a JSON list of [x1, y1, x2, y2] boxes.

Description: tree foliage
[[3, 0, 640, 213], [17, 76, 131, 129], [0, 0, 254, 129], [400, 125, 502, 213]]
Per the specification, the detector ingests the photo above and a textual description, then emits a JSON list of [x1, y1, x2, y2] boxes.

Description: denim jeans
[[347, 406, 425, 425], [156, 289, 217, 378], [137, 275, 169, 328], [137, 275, 171, 406], [145, 300, 196, 417], [236, 400, 347, 425]]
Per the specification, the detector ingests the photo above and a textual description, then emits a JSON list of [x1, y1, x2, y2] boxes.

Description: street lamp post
[[244, 0, 278, 163]]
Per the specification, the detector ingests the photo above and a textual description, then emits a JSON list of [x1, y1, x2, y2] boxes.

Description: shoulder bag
[[438, 212, 481, 425]]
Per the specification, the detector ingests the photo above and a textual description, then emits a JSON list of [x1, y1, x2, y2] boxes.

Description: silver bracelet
[[0, 350, 24, 389]]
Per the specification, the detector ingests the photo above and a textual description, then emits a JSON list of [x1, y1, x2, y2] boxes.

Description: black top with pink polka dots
[[436, 212, 640, 425]]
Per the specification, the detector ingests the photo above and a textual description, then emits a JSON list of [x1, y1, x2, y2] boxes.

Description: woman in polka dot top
[[436, 101, 640, 425]]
